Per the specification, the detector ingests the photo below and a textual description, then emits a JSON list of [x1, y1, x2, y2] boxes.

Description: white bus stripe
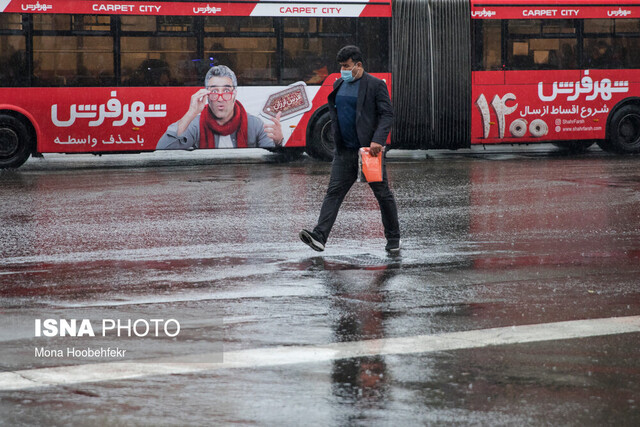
[[0, 0, 12, 13], [1, 315, 639, 391]]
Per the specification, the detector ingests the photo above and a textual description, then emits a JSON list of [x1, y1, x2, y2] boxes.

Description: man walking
[[299, 45, 400, 253]]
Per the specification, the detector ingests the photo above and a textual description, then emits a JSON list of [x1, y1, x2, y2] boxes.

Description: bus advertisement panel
[[472, 69, 635, 144], [2, 82, 323, 153], [0, 75, 392, 153]]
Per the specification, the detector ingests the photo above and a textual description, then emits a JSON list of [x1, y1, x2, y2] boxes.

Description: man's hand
[[265, 112, 284, 146], [176, 89, 211, 136], [188, 88, 212, 116], [369, 142, 384, 157]]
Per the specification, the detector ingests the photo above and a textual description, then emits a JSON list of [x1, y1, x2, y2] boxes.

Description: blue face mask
[[341, 68, 355, 83]]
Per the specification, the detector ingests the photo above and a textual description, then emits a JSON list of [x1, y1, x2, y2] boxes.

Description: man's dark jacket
[[327, 72, 393, 152]]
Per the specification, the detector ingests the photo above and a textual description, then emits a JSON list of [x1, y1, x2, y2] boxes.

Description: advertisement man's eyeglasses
[[206, 86, 235, 101]]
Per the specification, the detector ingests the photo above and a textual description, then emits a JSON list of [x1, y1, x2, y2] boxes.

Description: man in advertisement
[[299, 45, 401, 254], [156, 65, 283, 150]]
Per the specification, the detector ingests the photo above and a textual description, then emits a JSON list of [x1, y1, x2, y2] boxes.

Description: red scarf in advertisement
[[199, 102, 248, 149]]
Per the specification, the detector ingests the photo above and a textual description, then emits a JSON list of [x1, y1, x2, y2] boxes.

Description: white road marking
[[1, 315, 639, 391]]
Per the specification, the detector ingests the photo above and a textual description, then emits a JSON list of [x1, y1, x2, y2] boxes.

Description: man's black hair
[[336, 45, 364, 64]]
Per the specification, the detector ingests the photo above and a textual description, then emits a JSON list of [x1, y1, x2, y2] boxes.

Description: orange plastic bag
[[358, 147, 383, 183]]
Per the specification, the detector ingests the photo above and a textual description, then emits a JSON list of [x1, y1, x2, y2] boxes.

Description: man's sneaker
[[385, 239, 401, 254], [299, 229, 325, 252]]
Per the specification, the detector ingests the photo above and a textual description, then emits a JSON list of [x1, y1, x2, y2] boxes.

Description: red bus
[[1, 0, 639, 169], [0, 0, 391, 167], [469, 0, 640, 154], [393, 0, 640, 154]]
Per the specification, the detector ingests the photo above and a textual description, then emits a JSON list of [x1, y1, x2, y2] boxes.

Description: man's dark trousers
[[313, 149, 400, 244]]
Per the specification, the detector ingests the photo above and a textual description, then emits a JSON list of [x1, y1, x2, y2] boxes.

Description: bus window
[[616, 18, 640, 33], [283, 18, 348, 84], [0, 12, 23, 30], [121, 15, 193, 32], [357, 19, 390, 74], [34, 35, 114, 86], [472, 19, 502, 71], [204, 17, 276, 85], [33, 14, 110, 31], [1, 14, 27, 87], [204, 16, 274, 33], [157, 16, 192, 32], [282, 17, 389, 85], [0, 9, 24, 87], [0, 12, 26, 86], [584, 18, 640, 69], [204, 37, 276, 85], [617, 19, 640, 68], [122, 37, 195, 86], [31, 14, 114, 86], [121, 16, 196, 86], [31, 14, 114, 87], [507, 19, 577, 70], [584, 38, 616, 68]]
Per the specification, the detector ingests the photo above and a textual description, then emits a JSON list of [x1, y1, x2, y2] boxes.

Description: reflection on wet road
[[1, 147, 639, 425]]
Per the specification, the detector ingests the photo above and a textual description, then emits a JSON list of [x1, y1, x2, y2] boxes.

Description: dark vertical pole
[[275, 18, 284, 84], [112, 15, 121, 86], [195, 16, 204, 67], [501, 19, 508, 69], [24, 14, 33, 86], [576, 19, 584, 69]]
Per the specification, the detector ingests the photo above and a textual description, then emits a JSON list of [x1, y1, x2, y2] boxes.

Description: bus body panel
[[0, 102, 42, 143], [0, 86, 327, 153], [471, 70, 639, 144]]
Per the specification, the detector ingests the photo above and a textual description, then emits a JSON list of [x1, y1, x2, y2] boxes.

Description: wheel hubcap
[[0, 128, 19, 157]]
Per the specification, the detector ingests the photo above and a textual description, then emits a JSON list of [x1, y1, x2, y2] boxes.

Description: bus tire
[[602, 105, 640, 154], [306, 109, 334, 161], [0, 114, 32, 169]]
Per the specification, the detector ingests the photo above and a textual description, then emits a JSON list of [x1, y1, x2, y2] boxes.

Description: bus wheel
[[603, 105, 640, 154], [552, 141, 594, 153], [306, 110, 334, 161], [0, 114, 32, 169]]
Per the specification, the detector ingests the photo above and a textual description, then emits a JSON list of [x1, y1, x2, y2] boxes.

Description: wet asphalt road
[[1, 146, 640, 426]]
